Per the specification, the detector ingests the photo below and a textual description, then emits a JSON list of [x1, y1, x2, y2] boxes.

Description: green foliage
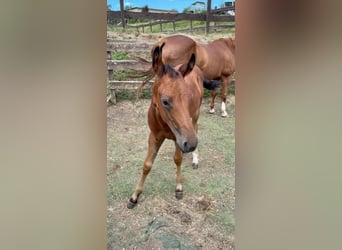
[[116, 89, 152, 100], [112, 51, 128, 60], [113, 70, 130, 81], [141, 5, 149, 13], [182, 7, 191, 13]]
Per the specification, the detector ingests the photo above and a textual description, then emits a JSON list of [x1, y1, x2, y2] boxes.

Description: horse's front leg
[[209, 88, 217, 114], [191, 122, 199, 169], [191, 148, 199, 169], [127, 133, 164, 209], [174, 144, 184, 199]]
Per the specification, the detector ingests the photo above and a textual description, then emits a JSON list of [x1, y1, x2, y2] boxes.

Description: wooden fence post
[[206, 0, 211, 35], [120, 0, 125, 31], [107, 51, 112, 60], [109, 89, 117, 104]]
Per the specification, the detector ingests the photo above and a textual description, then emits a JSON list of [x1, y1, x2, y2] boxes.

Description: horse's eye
[[161, 97, 171, 108]]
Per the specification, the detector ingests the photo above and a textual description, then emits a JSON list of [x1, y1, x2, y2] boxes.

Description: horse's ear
[[179, 53, 195, 77], [152, 43, 165, 75]]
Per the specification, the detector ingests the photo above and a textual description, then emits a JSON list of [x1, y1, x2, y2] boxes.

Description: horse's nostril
[[182, 140, 196, 153]]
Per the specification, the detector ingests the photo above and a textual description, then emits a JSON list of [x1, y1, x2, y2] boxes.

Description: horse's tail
[[128, 57, 155, 101], [203, 79, 220, 90], [135, 70, 155, 101], [129, 57, 152, 78]]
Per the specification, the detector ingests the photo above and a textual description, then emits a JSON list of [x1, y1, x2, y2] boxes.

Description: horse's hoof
[[221, 111, 228, 117], [127, 198, 138, 209], [192, 163, 199, 169], [209, 109, 215, 114], [175, 190, 183, 199]]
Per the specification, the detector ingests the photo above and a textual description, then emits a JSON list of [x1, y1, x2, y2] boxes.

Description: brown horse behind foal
[[137, 35, 235, 117], [127, 43, 204, 209]]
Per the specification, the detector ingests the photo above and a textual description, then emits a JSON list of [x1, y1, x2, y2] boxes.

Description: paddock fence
[[107, 7, 235, 103], [107, 41, 154, 104], [107, 6, 235, 33]]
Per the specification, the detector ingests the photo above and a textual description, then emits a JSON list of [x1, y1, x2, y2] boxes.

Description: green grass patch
[[113, 69, 131, 80], [115, 89, 152, 100], [112, 51, 128, 60], [156, 232, 202, 250], [206, 210, 235, 234]]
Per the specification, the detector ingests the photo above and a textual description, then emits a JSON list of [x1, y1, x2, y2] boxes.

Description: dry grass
[[107, 97, 235, 249]]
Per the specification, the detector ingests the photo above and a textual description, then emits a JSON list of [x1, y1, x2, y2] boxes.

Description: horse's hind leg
[[127, 133, 164, 209], [220, 76, 231, 118], [209, 89, 217, 114], [174, 145, 184, 199]]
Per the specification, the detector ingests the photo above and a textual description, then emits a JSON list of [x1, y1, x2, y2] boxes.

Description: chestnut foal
[[127, 43, 204, 208]]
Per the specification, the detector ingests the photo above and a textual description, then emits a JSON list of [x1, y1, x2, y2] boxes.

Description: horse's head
[[151, 43, 199, 153]]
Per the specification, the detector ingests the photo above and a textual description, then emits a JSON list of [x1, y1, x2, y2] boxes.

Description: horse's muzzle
[[177, 136, 197, 153]]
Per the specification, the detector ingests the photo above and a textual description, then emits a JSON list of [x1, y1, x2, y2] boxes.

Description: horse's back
[[197, 38, 235, 78], [153, 35, 197, 67]]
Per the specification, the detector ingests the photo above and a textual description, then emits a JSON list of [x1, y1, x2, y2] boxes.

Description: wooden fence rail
[[108, 80, 153, 104], [107, 60, 150, 71], [107, 8, 235, 33], [107, 59, 153, 104], [107, 42, 153, 52], [109, 80, 153, 90], [107, 10, 235, 23], [107, 59, 151, 83]]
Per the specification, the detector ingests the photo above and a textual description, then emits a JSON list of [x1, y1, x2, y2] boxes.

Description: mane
[[158, 64, 179, 78], [136, 63, 179, 101]]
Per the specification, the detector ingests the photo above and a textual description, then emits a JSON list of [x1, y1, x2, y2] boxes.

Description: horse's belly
[[202, 69, 220, 80]]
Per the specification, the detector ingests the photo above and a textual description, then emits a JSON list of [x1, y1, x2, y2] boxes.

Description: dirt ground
[[107, 97, 235, 249], [107, 31, 235, 249], [107, 29, 235, 44]]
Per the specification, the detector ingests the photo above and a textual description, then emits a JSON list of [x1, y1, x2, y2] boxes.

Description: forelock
[[163, 64, 179, 78]]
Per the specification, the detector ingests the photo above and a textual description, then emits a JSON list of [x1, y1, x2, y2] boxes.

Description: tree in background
[[142, 5, 149, 13], [182, 7, 192, 13]]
